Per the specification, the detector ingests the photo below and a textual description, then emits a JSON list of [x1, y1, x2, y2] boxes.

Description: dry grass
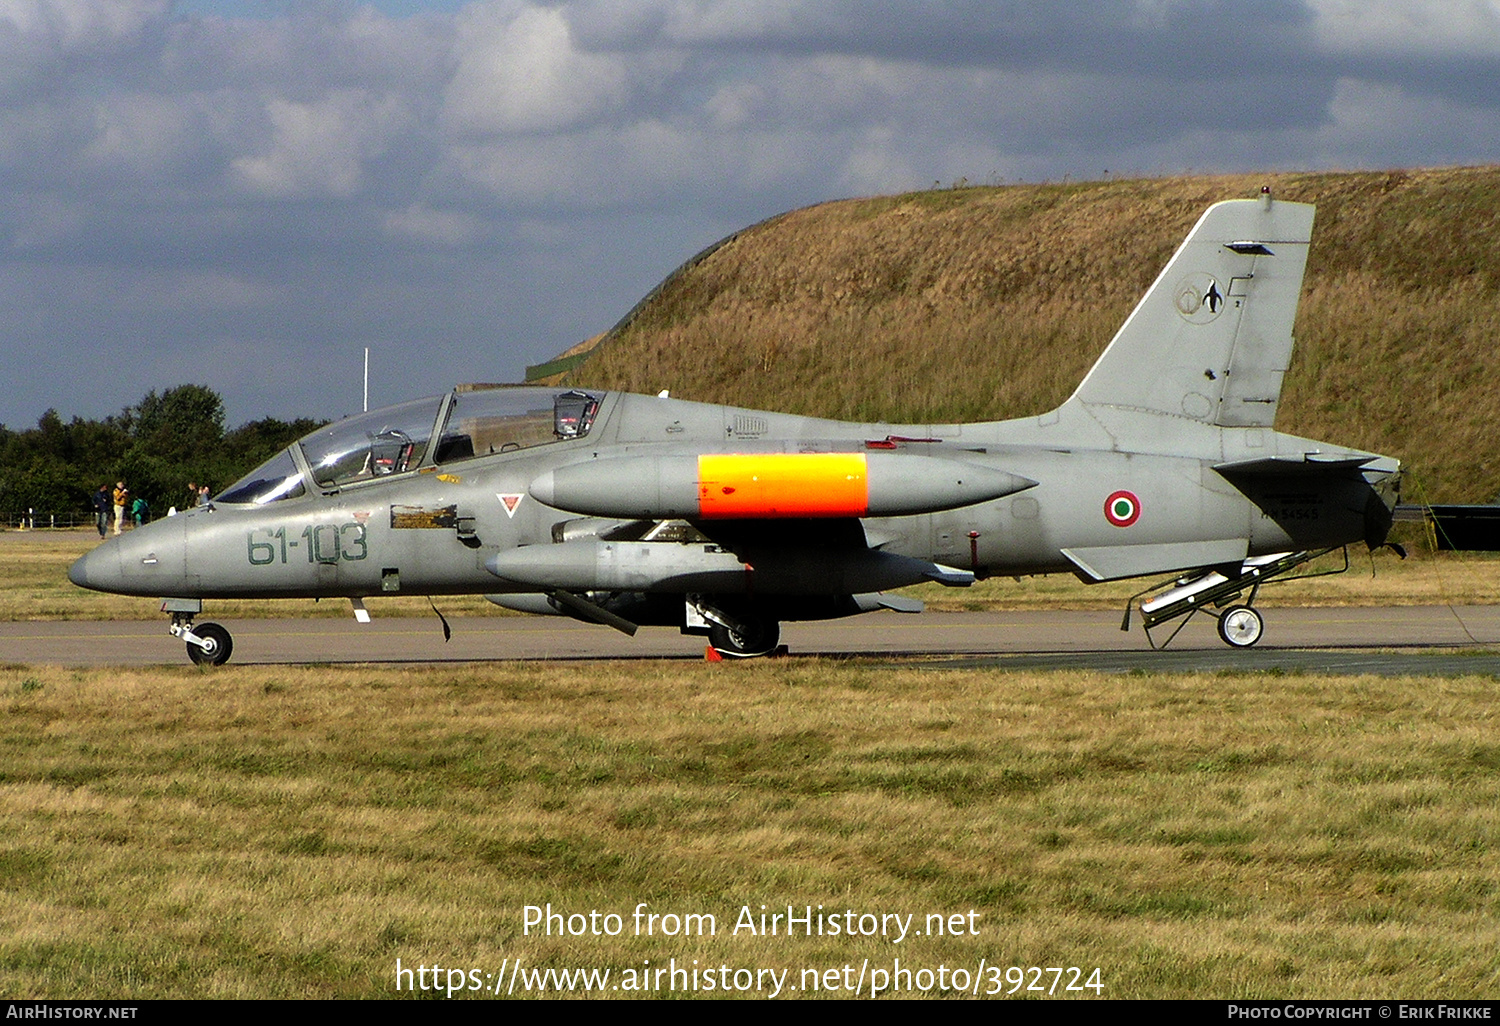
[[2, 660, 1499, 998], [568, 167, 1500, 503]]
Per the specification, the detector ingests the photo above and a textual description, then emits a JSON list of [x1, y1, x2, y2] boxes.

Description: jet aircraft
[[70, 193, 1401, 663]]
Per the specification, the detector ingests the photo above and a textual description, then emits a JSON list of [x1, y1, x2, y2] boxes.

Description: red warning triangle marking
[[497, 493, 523, 518]]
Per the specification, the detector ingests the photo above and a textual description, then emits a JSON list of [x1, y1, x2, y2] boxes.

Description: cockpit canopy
[[214, 387, 604, 505]]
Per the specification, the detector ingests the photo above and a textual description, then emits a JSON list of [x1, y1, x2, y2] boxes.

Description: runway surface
[[4, 605, 1500, 674]]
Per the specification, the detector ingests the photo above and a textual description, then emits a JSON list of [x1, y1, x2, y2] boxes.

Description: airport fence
[[3, 510, 99, 530]]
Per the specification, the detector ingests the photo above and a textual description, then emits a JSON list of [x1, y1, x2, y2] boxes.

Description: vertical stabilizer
[[1067, 195, 1315, 428]]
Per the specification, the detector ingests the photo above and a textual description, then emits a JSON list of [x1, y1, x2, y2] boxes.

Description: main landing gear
[[707, 617, 781, 658], [163, 598, 234, 666], [1124, 547, 1346, 650], [685, 596, 782, 657]]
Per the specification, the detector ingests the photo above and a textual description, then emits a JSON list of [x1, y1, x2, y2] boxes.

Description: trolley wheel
[[187, 622, 233, 666], [1216, 606, 1264, 648]]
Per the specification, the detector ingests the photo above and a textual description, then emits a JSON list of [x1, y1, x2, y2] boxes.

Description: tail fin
[[1068, 194, 1315, 428]]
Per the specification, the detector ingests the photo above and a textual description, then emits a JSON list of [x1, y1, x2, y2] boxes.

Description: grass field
[[8, 527, 1500, 622], [2, 660, 1499, 999], [6, 529, 1500, 1000]]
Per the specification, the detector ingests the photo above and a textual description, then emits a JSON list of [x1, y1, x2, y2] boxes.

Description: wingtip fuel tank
[[529, 452, 1036, 520]]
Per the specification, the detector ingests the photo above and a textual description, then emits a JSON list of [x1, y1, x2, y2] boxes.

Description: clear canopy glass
[[214, 448, 306, 505], [299, 397, 444, 489], [435, 387, 602, 463]]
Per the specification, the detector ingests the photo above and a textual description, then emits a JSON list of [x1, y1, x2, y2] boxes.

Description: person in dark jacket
[[92, 485, 110, 538]]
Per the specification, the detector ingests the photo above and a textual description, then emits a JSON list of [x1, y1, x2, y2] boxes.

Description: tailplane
[[1067, 192, 1315, 428]]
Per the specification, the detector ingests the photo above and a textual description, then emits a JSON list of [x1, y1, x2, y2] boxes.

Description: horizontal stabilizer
[[1215, 454, 1377, 477], [1062, 538, 1249, 582]]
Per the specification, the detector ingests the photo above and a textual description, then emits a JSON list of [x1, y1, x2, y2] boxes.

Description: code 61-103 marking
[[247, 524, 368, 565]]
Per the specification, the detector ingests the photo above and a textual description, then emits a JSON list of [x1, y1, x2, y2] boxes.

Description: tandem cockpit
[[214, 386, 605, 506]]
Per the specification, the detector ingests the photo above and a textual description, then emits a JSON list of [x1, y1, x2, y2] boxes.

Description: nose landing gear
[[163, 598, 234, 666]]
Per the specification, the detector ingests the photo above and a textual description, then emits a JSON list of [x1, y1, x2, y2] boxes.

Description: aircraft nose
[[69, 543, 116, 591], [68, 517, 188, 596]]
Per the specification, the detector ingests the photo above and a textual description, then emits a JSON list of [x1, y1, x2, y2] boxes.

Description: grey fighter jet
[[70, 193, 1401, 663]]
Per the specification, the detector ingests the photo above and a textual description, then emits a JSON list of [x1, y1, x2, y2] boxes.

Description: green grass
[[3, 661, 1500, 998]]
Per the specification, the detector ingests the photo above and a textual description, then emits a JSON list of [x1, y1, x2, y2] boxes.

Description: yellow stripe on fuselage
[[697, 453, 869, 518]]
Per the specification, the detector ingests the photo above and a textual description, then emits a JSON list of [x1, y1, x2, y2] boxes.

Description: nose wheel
[[170, 612, 234, 666], [1216, 605, 1264, 648]]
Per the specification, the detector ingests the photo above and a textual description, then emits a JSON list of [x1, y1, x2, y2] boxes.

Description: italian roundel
[[1104, 490, 1141, 527]]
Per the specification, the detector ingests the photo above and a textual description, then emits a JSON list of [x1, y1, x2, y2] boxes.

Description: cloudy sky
[[3, 0, 1498, 429]]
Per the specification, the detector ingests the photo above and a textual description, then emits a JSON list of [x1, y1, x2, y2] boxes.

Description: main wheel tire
[[1217, 606, 1264, 648], [187, 622, 233, 666], [708, 618, 780, 658]]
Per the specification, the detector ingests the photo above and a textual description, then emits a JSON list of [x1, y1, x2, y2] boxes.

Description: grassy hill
[[556, 167, 1500, 503]]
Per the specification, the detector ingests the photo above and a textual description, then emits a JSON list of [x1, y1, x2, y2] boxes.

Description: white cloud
[[654, 0, 816, 42], [232, 89, 409, 198], [1316, 76, 1500, 163], [1308, 0, 1500, 57], [81, 93, 195, 177], [0, 0, 168, 97], [442, 2, 632, 135], [0, 0, 166, 49], [382, 202, 482, 247]]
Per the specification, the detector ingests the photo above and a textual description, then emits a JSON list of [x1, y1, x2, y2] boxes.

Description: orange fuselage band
[[697, 453, 869, 518]]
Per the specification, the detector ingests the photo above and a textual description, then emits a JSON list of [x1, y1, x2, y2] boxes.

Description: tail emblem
[[1173, 273, 1224, 323]]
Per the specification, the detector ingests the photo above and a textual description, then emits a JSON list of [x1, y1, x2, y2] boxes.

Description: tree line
[[0, 385, 325, 520]]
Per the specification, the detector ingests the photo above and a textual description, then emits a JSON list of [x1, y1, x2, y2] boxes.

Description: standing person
[[112, 481, 129, 535], [187, 482, 199, 509], [198, 484, 210, 507], [92, 485, 110, 538], [131, 495, 150, 526]]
